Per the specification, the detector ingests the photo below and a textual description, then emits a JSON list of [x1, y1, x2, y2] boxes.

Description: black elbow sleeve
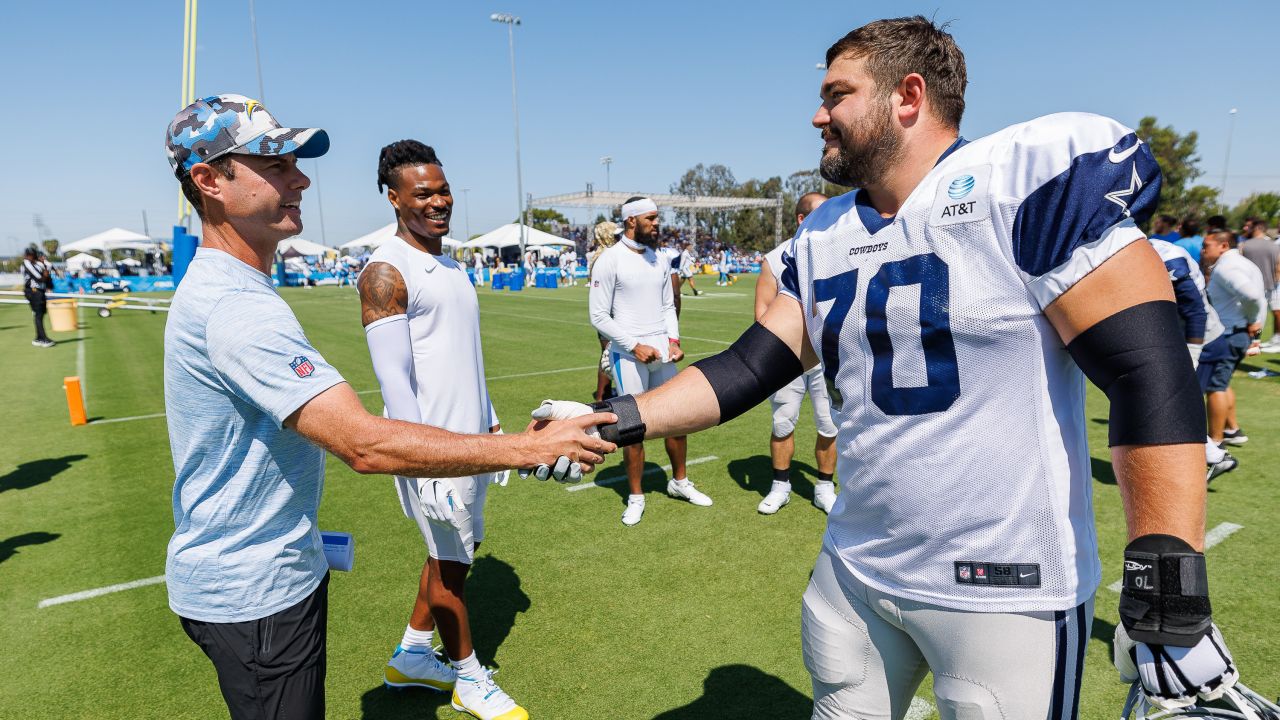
[[1065, 301, 1205, 447], [692, 322, 805, 425]]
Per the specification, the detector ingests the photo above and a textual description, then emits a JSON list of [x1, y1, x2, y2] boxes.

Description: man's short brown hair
[[825, 16, 967, 130], [179, 156, 236, 219]]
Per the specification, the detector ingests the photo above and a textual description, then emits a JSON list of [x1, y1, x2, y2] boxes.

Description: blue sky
[[1, 0, 1277, 256]]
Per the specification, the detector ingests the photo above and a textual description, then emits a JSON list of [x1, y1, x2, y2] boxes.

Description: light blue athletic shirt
[[164, 247, 344, 623]]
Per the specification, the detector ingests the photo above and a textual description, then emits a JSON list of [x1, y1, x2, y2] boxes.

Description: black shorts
[[180, 574, 329, 720], [24, 288, 46, 313]]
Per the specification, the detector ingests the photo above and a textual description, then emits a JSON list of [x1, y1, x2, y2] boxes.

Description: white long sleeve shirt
[[588, 242, 678, 354], [1207, 249, 1266, 331]]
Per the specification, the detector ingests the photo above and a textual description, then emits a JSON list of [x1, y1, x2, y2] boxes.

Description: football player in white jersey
[[755, 192, 839, 515], [1148, 238, 1237, 482], [535, 17, 1244, 719], [359, 141, 528, 720], [590, 197, 712, 526]]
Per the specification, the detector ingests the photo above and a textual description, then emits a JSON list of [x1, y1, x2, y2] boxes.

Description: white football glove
[[518, 399, 597, 482], [1187, 342, 1203, 370], [1115, 623, 1239, 710], [418, 479, 463, 530]]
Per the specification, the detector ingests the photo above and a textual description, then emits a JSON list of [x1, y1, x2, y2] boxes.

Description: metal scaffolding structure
[[530, 190, 784, 245]]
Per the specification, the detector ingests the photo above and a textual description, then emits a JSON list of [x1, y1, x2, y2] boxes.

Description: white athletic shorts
[[1269, 285, 1280, 311], [770, 366, 837, 438], [802, 547, 1093, 720], [610, 336, 677, 395], [395, 474, 488, 564]]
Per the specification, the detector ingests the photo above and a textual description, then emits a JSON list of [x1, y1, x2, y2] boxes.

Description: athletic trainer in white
[[757, 480, 791, 514], [622, 495, 645, 526], [383, 645, 457, 692], [452, 669, 528, 720], [813, 481, 838, 514], [668, 478, 713, 506]]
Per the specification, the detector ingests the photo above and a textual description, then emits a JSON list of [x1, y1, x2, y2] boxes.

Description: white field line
[[76, 303, 86, 409], [88, 412, 167, 425], [906, 696, 935, 720], [1107, 522, 1243, 593], [38, 574, 165, 609], [481, 289, 751, 315], [565, 455, 719, 492]]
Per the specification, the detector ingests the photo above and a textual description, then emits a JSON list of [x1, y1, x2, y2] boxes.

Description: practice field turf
[[2, 276, 1278, 720]]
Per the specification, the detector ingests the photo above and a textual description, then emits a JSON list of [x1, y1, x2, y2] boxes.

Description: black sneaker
[[1221, 428, 1248, 446], [1207, 453, 1238, 483]]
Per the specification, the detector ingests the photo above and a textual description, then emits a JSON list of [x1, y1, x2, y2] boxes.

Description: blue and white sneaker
[[384, 645, 456, 692], [452, 669, 528, 720]]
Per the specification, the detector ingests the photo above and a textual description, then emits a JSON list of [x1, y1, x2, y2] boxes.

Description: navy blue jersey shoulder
[[1163, 255, 1208, 341], [1011, 133, 1161, 277]]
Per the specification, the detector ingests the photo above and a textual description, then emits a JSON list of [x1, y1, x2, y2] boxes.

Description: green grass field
[[2, 276, 1277, 720]]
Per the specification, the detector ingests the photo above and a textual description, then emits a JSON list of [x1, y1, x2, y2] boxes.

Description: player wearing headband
[[589, 197, 711, 526]]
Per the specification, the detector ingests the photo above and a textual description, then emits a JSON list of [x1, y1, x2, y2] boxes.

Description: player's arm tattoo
[[358, 262, 409, 327]]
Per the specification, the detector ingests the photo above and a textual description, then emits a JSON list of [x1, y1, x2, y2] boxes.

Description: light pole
[[490, 12, 527, 261], [462, 188, 472, 240], [1222, 108, 1238, 202], [600, 156, 612, 191]]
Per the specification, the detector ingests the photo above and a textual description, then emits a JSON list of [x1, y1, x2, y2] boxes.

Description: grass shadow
[[0, 531, 60, 565], [358, 555, 529, 719], [726, 454, 820, 502], [602, 459, 679, 502], [0, 454, 87, 493], [652, 664, 811, 719], [1092, 615, 1116, 652], [1090, 457, 1116, 486]]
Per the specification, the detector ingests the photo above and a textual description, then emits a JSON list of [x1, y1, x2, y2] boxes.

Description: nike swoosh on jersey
[[1108, 142, 1141, 163]]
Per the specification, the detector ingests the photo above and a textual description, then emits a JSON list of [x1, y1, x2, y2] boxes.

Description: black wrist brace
[[1119, 533, 1212, 647], [591, 394, 646, 447]]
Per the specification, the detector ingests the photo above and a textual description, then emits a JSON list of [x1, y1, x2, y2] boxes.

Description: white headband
[[621, 198, 658, 220]]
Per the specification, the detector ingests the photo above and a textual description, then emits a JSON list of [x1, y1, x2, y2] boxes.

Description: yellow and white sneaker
[[384, 645, 457, 692], [451, 669, 528, 720]]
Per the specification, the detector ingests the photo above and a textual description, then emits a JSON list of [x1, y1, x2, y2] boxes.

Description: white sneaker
[[757, 481, 791, 514], [452, 669, 528, 720], [622, 495, 645, 526], [813, 482, 838, 514], [383, 645, 457, 692], [668, 478, 713, 506]]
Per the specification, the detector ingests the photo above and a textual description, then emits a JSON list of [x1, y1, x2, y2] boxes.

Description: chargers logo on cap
[[245, 100, 261, 118]]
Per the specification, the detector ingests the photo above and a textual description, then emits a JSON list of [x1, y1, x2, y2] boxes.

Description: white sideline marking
[[38, 574, 165, 609], [89, 412, 168, 425], [906, 696, 935, 720], [1106, 522, 1243, 592], [680, 334, 731, 346], [566, 455, 719, 492]]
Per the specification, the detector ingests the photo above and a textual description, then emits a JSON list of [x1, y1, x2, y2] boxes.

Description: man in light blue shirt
[[164, 95, 615, 720]]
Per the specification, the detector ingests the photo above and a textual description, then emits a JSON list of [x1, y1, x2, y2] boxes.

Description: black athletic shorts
[[180, 574, 329, 720], [24, 288, 46, 313]]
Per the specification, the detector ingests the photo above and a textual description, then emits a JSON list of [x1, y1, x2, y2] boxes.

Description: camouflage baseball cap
[[166, 93, 329, 178]]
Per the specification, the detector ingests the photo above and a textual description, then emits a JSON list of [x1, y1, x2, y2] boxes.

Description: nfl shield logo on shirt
[[290, 356, 316, 378]]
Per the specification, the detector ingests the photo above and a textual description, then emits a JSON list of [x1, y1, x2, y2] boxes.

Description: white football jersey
[[779, 113, 1162, 612], [1149, 238, 1222, 346]]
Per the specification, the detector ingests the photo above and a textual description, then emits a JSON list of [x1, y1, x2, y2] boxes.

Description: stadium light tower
[[600, 156, 613, 191], [491, 12, 527, 260], [1221, 108, 1238, 200]]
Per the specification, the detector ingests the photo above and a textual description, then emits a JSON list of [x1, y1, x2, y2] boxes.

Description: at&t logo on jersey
[[930, 165, 992, 227], [290, 356, 316, 378]]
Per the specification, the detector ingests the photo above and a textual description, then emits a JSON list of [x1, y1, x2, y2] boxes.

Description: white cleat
[[757, 481, 791, 515], [622, 495, 645, 526], [383, 645, 457, 692], [813, 482, 838, 514], [452, 669, 528, 720], [668, 478, 713, 506]]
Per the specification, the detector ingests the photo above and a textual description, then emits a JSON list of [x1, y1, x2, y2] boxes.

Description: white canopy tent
[[340, 223, 460, 252], [61, 228, 158, 254], [64, 253, 103, 272], [460, 223, 573, 251], [278, 237, 335, 258]]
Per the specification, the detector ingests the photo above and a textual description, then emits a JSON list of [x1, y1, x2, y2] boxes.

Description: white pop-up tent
[[460, 223, 573, 251], [340, 223, 461, 252], [64, 253, 103, 272], [61, 228, 157, 254], [278, 237, 334, 258]]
